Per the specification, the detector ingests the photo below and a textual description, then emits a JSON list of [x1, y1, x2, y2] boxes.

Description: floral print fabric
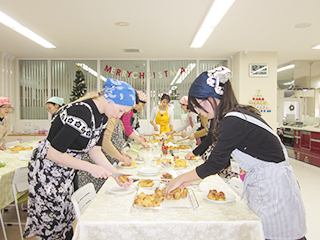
[[78, 119, 125, 192], [24, 101, 107, 240]]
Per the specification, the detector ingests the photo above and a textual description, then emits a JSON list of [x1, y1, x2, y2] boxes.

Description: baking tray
[[132, 187, 199, 210]]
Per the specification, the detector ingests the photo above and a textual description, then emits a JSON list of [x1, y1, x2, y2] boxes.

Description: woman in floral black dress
[[23, 78, 136, 240]]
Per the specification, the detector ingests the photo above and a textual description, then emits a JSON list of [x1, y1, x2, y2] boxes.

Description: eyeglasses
[[192, 99, 207, 114], [46, 106, 53, 112], [0, 105, 12, 109]]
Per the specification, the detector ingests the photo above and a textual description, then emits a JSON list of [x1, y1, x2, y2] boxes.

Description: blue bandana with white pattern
[[102, 78, 135, 107], [189, 66, 231, 99]]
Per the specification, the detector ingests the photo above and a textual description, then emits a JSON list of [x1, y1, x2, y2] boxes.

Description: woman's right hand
[[119, 155, 132, 166], [166, 130, 174, 136], [89, 164, 112, 179], [184, 152, 195, 160], [189, 133, 195, 140], [154, 125, 159, 131], [115, 176, 133, 188]]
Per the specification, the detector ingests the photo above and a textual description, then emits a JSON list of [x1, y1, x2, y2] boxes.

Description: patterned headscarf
[[0, 97, 11, 106], [46, 97, 64, 107], [102, 78, 136, 107], [137, 91, 147, 103], [189, 66, 231, 99], [180, 96, 188, 105]]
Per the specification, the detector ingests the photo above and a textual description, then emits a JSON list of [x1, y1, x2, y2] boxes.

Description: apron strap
[[225, 112, 288, 160]]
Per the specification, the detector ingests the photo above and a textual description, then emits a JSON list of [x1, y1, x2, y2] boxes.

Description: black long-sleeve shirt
[[47, 99, 107, 153], [196, 109, 285, 179]]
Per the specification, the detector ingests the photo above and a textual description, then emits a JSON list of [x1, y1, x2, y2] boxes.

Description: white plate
[[133, 158, 144, 164], [133, 180, 161, 189], [138, 172, 161, 177], [118, 162, 137, 169], [203, 191, 236, 204], [187, 156, 202, 162], [107, 185, 136, 195], [138, 167, 160, 175]]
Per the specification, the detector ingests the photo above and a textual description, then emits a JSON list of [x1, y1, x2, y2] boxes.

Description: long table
[[73, 149, 265, 240]]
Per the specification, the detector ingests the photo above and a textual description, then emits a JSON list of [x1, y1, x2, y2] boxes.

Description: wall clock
[[249, 64, 268, 77]]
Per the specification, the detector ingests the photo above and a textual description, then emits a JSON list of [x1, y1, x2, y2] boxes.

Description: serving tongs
[[110, 173, 132, 178], [171, 137, 189, 142], [152, 133, 162, 140]]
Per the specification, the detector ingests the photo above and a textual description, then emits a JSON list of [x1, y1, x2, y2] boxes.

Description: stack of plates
[[138, 167, 160, 176]]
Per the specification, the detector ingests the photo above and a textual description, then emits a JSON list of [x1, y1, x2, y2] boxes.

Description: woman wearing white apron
[[166, 67, 306, 240]]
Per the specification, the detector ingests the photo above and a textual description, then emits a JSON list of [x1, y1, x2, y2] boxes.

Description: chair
[[0, 211, 8, 240], [71, 183, 96, 221], [228, 177, 244, 197], [5, 166, 29, 240]]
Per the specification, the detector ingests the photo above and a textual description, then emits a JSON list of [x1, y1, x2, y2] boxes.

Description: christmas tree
[[70, 65, 87, 102]]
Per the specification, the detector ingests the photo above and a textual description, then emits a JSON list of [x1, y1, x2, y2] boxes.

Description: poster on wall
[[249, 64, 268, 77]]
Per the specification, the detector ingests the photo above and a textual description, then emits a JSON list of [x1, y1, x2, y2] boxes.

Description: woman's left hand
[[141, 141, 150, 149], [141, 136, 148, 142], [115, 175, 133, 188], [165, 176, 185, 196], [122, 152, 132, 160], [165, 178, 195, 196]]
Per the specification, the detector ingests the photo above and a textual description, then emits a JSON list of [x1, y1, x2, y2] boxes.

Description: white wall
[[232, 51, 278, 130], [0, 52, 16, 133]]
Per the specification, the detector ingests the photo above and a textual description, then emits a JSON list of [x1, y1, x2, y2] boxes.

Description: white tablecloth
[[73, 171, 265, 240], [0, 141, 37, 209]]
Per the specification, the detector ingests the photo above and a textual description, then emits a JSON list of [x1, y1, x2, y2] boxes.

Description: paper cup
[[153, 124, 161, 134]]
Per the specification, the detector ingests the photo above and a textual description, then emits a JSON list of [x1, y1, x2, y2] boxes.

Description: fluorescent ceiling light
[[190, 0, 235, 48], [277, 64, 295, 72], [170, 69, 182, 85], [0, 10, 56, 48], [283, 80, 294, 85], [175, 63, 196, 84], [171, 63, 196, 85], [76, 63, 107, 82], [312, 44, 320, 49]]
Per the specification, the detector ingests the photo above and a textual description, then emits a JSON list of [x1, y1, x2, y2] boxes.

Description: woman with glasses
[[46, 96, 64, 116], [165, 67, 306, 240], [0, 97, 12, 150], [24, 78, 135, 240], [165, 96, 199, 139]]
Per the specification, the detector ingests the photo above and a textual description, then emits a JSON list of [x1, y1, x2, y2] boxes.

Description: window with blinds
[[19, 59, 228, 120], [51, 60, 97, 104], [19, 60, 48, 119], [150, 60, 197, 119]]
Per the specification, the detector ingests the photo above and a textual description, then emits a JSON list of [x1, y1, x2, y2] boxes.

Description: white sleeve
[[150, 106, 158, 122], [175, 116, 189, 133], [186, 112, 200, 136], [168, 107, 174, 125]]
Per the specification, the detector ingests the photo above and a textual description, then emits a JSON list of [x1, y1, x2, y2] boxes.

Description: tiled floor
[[1, 157, 319, 240]]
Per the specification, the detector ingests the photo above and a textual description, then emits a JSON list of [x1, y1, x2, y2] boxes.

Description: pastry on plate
[[121, 162, 137, 167], [138, 179, 154, 187]]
